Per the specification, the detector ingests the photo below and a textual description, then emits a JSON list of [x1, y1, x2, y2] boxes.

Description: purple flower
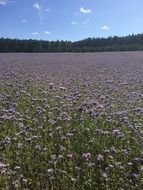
[[113, 129, 124, 138], [97, 154, 104, 161], [82, 153, 91, 161]]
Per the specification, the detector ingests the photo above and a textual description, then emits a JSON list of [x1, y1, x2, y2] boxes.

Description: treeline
[[1, 33, 143, 52]]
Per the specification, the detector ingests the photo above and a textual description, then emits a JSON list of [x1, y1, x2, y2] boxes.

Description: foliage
[[1, 33, 143, 52]]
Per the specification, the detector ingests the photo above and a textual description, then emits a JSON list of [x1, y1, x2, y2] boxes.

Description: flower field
[[0, 52, 143, 189]]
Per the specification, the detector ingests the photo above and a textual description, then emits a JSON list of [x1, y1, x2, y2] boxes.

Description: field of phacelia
[[0, 52, 143, 190]]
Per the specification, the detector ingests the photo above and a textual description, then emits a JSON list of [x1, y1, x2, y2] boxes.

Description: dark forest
[[1, 33, 143, 52]]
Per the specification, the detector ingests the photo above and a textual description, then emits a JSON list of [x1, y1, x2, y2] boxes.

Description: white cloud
[[45, 8, 50, 12], [33, 2, 41, 10], [82, 19, 90, 25], [32, 32, 39, 35], [0, 0, 7, 5], [44, 31, 50, 34], [21, 19, 27, 23], [33, 2, 43, 24], [101, 25, 111, 30], [0, 0, 15, 5], [80, 7, 91, 14], [71, 21, 78, 25]]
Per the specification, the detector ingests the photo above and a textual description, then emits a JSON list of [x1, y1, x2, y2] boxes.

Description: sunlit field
[[0, 52, 143, 190]]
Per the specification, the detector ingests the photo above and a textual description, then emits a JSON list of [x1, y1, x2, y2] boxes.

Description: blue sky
[[0, 0, 143, 41]]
